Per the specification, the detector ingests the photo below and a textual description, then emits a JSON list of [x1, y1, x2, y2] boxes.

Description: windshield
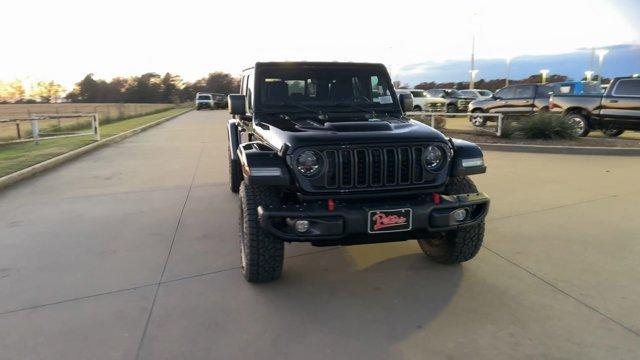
[[197, 95, 212, 100], [459, 90, 477, 98], [448, 89, 465, 98], [256, 66, 396, 112]]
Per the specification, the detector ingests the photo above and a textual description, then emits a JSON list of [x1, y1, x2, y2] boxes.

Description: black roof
[[243, 61, 386, 73]]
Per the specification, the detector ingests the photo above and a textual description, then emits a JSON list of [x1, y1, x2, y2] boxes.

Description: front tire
[[470, 109, 487, 127], [417, 177, 485, 264], [564, 113, 590, 137], [239, 182, 284, 283], [446, 104, 457, 114], [413, 105, 422, 112]]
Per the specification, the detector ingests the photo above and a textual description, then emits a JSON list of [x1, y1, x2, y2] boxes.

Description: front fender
[[237, 142, 291, 186], [449, 138, 486, 176], [227, 119, 240, 161]]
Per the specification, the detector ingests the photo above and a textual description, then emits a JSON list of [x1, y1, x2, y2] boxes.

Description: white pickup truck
[[395, 89, 447, 112]]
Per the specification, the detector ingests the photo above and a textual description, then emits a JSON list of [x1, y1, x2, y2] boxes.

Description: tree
[[123, 73, 162, 103], [160, 73, 182, 103], [0, 80, 26, 102], [202, 72, 240, 94], [32, 81, 65, 103]]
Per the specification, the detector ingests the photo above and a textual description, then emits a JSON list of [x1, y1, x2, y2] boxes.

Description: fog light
[[452, 209, 468, 222], [295, 220, 310, 233]]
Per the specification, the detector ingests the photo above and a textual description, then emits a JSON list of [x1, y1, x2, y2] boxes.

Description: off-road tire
[[564, 113, 590, 137], [417, 176, 485, 264], [239, 182, 284, 283], [228, 145, 242, 193]]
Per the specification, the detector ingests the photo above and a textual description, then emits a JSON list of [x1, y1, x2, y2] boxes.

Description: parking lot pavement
[[0, 110, 639, 359]]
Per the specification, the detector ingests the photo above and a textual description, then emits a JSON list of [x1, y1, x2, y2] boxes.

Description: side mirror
[[398, 93, 413, 112], [228, 94, 246, 115]]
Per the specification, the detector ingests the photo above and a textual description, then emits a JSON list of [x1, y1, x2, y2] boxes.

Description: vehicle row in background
[[395, 89, 446, 112], [195, 92, 229, 110], [468, 83, 554, 126], [550, 76, 640, 136]]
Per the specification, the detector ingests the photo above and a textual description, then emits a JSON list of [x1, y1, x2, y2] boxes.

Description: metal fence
[[0, 113, 100, 144]]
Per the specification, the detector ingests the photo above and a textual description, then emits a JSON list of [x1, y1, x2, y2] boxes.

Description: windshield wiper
[[271, 102, 329, 120]]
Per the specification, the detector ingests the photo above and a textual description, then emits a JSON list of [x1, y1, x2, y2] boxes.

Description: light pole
[[469, 69, 479, 89], [584, 70, 594, 82], [595, 49, 608, 86], [540, 69, 550, 84], [505, 57, 512, 87]]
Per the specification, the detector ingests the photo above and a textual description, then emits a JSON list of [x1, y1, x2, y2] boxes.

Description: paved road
[[1, 110, 639, 359]]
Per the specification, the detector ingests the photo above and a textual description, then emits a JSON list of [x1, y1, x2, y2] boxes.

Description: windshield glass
[[197, 95, 212, 100], [256, 66, 396, 111], [459, 90, 477, 98], [448, 89, 464, 97]]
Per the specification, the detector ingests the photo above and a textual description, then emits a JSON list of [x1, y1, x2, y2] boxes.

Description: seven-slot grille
[[315, 144, 444, 191]]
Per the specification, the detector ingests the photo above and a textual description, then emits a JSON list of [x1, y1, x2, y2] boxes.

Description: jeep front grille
[[297, 144, 447, 193]]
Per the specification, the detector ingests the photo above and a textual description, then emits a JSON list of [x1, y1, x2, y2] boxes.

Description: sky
[[2, 0, 639, 91]]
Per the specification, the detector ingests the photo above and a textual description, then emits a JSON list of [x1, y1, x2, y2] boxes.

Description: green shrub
[[509, 113, 577, 140]]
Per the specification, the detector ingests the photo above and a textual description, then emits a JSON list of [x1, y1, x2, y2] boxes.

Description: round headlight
[[424, 145, 445, 171], [296, 150, 323, 177]]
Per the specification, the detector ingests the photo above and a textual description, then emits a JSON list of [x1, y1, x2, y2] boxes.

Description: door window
[[495, 87, 515, 99], [513, 85, 535, 98], [613, 79, 640, 97]]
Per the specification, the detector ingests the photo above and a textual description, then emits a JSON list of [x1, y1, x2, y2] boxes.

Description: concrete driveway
[[1, 110, 639, 359]]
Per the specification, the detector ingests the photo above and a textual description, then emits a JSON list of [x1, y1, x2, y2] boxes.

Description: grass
[[0, 106, 189, 178]]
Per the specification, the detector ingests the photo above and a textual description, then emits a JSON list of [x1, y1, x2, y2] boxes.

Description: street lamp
[[469, 69, 479, 89], [505, 57, 512, 86], [595, 49, 609, 85], [584, 70, 594, 82], [540, 69, 550, 84]]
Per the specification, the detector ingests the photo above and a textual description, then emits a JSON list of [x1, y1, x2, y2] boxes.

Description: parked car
[[195, 92, 214, 110], [549, 76, 640, 137], [210, 93, 228, 109], [226, 61, 490, 283], [468, 83, 554, 126], [426, 89, 475, 113], [396, 88, 447, 112], [459, 89, 494, 100], [548, 81, 602, 95]]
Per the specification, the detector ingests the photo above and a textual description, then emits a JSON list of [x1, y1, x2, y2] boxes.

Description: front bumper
[[258, 192, 489, 246], [196, 102, 213, 108]]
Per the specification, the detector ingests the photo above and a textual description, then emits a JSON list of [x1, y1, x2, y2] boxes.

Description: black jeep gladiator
[[549, 76, 640, 137], [227, 62, 490, 283]]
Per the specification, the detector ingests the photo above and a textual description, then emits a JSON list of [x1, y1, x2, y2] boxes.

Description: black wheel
[[239, 182, 284, 283], [228, 145, 242, 193], [417, 177, 485, 264], [446, 104, 457, 114], [413, 105, 422, 112], [469, 109, 487, 127], [564, 113, 590, 137], [601, 128, 624, 137]]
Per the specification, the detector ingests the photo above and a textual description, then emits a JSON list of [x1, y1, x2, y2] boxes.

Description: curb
[[0, 108, 192, 190], [477, 142, 640, 156]]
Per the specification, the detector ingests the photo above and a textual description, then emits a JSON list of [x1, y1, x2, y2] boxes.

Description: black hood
[[253, 115, 448, 152]]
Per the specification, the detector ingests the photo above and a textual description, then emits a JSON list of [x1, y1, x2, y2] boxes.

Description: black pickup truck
[[550, 76, 640, 137], [226, 62, 490, 283]]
